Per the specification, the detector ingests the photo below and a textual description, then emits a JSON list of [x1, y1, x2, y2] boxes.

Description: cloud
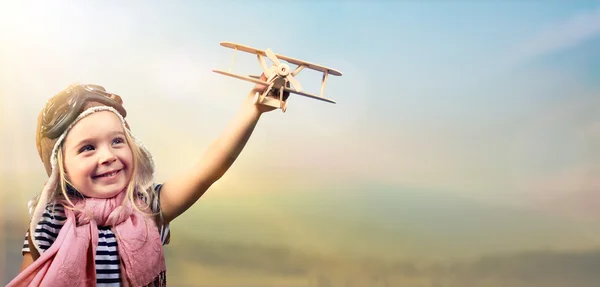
[[513, 6, 600, 63], [514, 108, 600, 219], [521, 165, 600, 215]]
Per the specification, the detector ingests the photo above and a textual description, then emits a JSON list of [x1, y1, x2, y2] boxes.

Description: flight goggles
[[40, 84, 128, 140]]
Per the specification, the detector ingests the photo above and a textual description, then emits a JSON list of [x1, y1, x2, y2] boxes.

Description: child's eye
[[79, 145, 94, 153], [113, 137, 125, 145]]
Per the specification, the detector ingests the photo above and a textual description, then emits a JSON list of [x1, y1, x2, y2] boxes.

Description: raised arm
[[158, 75, 278, 223]]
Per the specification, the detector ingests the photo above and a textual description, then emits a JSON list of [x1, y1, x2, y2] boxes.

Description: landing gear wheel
[[281, 101, 287, 113]]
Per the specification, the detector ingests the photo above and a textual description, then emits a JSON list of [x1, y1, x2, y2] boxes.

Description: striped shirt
[[22, 184, 170, 286]]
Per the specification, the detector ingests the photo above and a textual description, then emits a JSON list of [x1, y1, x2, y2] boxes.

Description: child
[[8, 76, 281, 287]]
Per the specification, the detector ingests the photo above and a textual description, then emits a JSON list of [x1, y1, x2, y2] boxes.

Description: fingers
[[252, 73, 269, 93]]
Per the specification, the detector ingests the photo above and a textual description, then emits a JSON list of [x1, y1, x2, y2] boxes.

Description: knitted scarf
[[6, 192, 166, 287]]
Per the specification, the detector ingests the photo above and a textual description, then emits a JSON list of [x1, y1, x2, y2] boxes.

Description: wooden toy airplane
[[212, 41, 342, 112]]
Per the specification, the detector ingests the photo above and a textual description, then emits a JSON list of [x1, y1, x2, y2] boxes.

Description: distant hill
[[173, 182, 600, 262], [163, 233, 600, 287]]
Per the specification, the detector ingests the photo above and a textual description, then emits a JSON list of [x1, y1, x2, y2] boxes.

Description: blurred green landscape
[[4, 174, 600, 287]]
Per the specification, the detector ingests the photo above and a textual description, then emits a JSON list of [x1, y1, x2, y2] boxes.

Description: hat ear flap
[[29, 167, 59, 254]]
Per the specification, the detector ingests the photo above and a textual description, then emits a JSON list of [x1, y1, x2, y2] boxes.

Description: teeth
[[100, 170, 118, 177]]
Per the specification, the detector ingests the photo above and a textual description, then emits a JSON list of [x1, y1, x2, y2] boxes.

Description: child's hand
[[249, 73, 290, 114]]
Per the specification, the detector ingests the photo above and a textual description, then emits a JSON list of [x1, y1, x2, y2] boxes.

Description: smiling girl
[[8, 77, 278, 287]]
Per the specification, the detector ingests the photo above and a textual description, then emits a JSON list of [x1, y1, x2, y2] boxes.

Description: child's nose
[[99, 148, 117, 164]]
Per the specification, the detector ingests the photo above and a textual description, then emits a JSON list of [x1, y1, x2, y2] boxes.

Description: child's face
[[62, 111, 134, 198]]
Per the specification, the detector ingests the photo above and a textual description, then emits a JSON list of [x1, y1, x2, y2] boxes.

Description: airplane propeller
[[265, 48, 281, 66], [259, 48, 303, 92]]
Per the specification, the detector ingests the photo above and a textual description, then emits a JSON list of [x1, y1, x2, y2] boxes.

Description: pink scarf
[[7, 192, 166, 287]]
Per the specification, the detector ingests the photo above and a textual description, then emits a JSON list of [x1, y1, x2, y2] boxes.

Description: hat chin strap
[[28, 105, 156, 255]]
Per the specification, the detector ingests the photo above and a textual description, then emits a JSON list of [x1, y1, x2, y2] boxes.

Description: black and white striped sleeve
[[152, 183, 171, 245], [22, 204, 66, 255]]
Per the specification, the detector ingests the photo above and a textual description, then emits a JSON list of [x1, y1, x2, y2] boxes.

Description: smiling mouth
[[93, 169, 121, 179]]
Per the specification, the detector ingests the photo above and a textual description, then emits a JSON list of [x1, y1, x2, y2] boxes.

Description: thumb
[[252, 73, 269, 92]]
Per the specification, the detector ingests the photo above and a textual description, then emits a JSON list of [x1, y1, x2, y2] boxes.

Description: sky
[[2, 0, 600, 282]]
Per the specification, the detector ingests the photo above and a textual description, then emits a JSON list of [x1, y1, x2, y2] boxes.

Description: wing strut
[[229, 47, 238, 73], [320, 70, 329, 98]]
